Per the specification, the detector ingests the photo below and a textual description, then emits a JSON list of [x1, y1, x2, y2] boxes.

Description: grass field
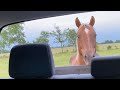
[[1, 43, 120, 78], [0, 53, 10, 78]]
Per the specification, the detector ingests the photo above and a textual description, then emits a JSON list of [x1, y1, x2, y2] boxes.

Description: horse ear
[[75, 17, 81, 28], [89, 16, 95, 26]]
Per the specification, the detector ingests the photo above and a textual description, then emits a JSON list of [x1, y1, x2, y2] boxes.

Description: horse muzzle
[[84, 55, 93, 65]]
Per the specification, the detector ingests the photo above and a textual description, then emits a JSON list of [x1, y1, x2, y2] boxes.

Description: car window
[[0, 11, 120, 78]]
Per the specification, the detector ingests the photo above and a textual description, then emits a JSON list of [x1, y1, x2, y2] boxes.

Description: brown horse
[[70, 16, 98, 66]]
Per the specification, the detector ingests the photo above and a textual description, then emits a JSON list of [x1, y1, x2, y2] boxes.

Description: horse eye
[[77, 36, 80, 38]]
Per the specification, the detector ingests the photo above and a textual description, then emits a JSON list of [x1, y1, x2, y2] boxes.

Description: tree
[[0, 37, 5, 53], [51, 25, 66, 53], [0, 23, 26, 53], [33, 31, 49, 44], [65, 28, 77, 48]]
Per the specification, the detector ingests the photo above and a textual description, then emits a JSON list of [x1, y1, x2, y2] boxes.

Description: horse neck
[[76, 39, 85, 64]]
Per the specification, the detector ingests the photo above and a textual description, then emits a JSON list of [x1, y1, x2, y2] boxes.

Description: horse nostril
[[93, 55, 95, 57], [85, 55, 87, 58]]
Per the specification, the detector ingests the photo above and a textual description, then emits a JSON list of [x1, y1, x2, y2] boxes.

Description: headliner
[[0, 11, 92, 31]]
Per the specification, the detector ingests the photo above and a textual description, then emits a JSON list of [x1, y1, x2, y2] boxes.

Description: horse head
[[75, 16, 97, 65]]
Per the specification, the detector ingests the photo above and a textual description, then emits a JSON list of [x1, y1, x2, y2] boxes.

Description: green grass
[[97, 49, 120, 56], [0, 56, 9, 78], [97, 43, 120, 50], [1, 43, 120, 78], [53, 52, 74, 67]]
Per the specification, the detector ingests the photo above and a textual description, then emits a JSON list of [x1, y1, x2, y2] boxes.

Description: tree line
[[101, 40, 120, 44], [0, 23, 77, 53]]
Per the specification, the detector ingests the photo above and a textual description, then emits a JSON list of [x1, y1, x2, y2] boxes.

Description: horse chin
[[84, 59, 92, 65], [84, 59, 89, 65], [85, 62, 89, 65]]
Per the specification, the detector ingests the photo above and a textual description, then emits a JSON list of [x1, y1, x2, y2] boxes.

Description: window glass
[[0, 11, 120, 78]]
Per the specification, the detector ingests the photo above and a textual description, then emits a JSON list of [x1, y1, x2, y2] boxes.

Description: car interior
[[1, 11, 120, 79]]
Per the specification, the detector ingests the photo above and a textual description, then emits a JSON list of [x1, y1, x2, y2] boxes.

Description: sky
[[22, 11, 120, 47]]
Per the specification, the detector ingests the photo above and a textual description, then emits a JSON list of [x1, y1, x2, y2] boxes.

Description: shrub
[[107, 45, 112, 50]]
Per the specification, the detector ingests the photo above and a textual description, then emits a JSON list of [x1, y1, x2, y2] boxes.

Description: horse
[[70, 16, 99, 66]]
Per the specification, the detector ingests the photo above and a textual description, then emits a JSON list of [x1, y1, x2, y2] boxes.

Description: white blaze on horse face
[[85, 28, 89, 34]]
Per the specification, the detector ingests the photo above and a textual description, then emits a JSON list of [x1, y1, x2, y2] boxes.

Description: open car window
[[0, 11, 120, 78]]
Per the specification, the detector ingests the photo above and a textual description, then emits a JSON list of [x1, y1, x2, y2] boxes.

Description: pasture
[[1, 43, 120, 78]]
